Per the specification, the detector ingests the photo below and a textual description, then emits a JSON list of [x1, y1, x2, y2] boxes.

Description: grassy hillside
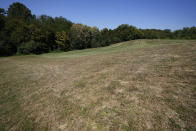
[[0, 39, 196, 130]]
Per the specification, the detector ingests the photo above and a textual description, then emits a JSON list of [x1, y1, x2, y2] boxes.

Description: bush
[[17, 40, 49, 55], [0, 40, 13, 56]]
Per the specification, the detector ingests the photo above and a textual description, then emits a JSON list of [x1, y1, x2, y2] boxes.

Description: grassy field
[[0, 39, 196, 131]]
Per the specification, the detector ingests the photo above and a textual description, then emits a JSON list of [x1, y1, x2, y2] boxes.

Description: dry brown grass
[[0, 39, 196, 130]]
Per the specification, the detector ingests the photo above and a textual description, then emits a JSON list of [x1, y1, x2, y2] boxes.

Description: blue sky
[[1, 0, 196, 30]]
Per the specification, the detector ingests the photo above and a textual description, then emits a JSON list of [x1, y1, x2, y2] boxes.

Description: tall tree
[[90, 26, 100, 48], [55, 31, 70, 50], [115, 24, 132, 41], [0, 8, 6, 31], [70, 24, 92, 49], [100, 28, 113, 46], [7, 2, 32, 22]]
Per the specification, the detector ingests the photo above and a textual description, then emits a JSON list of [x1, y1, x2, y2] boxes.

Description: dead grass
[[0, 39, 196, 130]]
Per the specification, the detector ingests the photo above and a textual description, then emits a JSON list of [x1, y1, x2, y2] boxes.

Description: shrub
[[0, 40, 13, 56], [17, 40, 49, 55]]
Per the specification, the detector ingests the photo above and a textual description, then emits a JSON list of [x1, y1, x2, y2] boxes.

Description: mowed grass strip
[[0, 39, 196, 130], [40, 39, 196, 58]]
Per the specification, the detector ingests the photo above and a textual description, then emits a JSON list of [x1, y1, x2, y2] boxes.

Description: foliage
[[0, 8, 6, 31], [53, 17, 73, 32], [0, 2, 195, 57], [10, 22, 30, 46], [173, 27, 196, 39], [70, 24, 92, 49], [115, 24, 133, 41], [7, 2, 32, 22], [90, 26, 100, 48], [0, 41, 13, 56], [55, 31, 70, 50], [17, 40, 49, 55], [100, 28, 113, 47]]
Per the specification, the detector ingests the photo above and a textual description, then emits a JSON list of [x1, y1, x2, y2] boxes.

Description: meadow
[[0, 39, 196, 130]]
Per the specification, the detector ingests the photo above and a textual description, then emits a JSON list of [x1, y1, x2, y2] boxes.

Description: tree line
[[0, 2, 196, 56]]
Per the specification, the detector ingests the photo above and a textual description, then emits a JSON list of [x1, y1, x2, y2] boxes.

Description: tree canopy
[[0, 2, 195, 56], [7, 2, 32, 21]]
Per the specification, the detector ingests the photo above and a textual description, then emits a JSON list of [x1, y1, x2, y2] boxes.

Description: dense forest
[[0, 2, 196, 56]]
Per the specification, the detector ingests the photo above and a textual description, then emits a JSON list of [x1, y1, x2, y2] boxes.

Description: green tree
[[7, 2, 32, 22], [55, 31, 70, 50], [0, 40, 13, 56], [115, 24, 132, 41], [53, 17, 73, 32], [190, 27, 196, 39], [0, 8, 6, 16], [1, 19, 31, 53], [70, 24, 92, 49], [28, 24, 42, 41], [90, 26, 100, 48], [114, 24, 140, 41], [18, 40, 49, 55], [100, 28, 113, 46], [10, 23, 30, 46], [0, 8, 6, 31]]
